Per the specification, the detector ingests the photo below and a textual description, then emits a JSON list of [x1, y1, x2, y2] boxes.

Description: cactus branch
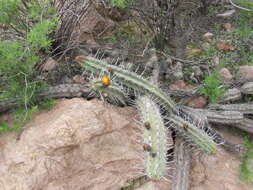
[[137, 96, 171, 179], [78, 56, 217, 153], [78, 56, 177, 113]]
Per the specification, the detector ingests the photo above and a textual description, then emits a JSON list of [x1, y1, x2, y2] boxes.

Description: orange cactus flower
[[101, 76, 110, 87]]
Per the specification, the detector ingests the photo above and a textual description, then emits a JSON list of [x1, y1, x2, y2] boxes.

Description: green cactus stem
[[89, 77, 127, 105], [78, 56, 216, 153], [169, 114, 216, 153], [137, 96, 170, 179], [77, 56, 177, 113]]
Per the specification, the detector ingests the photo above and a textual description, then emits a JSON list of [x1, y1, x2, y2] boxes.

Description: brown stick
[[0, 84, 92, 113], [208, 103, 253, 114]]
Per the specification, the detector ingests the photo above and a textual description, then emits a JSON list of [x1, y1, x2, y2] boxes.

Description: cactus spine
[[77, 56, 216, 153], [137, 96, 170, 179]]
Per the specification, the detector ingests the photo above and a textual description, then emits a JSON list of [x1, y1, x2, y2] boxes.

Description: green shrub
[[0, 0, 20, 24], [234, 0, 253, 10], [38, 99, 57, 110], [240, 138, 253, 183], [110, 0, 131, 8], [28, 18, 58, 51], [0, 121, 20, 133], [199, 72, 225, 104], [0, 0, 58, 109], [0, 105, 39, 134]]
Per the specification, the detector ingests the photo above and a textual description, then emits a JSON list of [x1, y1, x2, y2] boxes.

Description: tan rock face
[[42, 57, 58, 72], [239, 66, 253, 80], [1, 99, 251, 190], [219, 67, 233, 83], [77, 5, 115, 43], [0, 98, 170, 190], [187, 96, 208, 108], [190, 127, 252, 190], [169, 80, 195, 90], [0, 99, 140, 190]]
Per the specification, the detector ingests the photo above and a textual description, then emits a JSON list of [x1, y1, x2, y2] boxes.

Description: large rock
[[219, 67, 233, 83], [0, 98, 251, 190], [0, 98, 170, 190], [54, 1, 115, 47], [239, 66, 253, 80], [190, 127, 252, 190], [42, 57, 58, 72], [79, 5, 115, 42], [187, 96, 208, 108]]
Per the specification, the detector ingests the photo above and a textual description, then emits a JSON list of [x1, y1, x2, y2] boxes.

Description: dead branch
[[208, 103, 253, 114], [196, 108, 253, 134], [172, 137, 191, 190], [0, 84, 92, 113]]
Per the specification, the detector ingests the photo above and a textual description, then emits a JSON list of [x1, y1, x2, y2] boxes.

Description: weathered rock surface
[[219, 67, 233, 83], [77, 4, 115, 43], [239, 66, 253, 80], [187, 96, 208, 108], [42, 57, 58, 72], [190, 127, 252, 190], [169, 80, 195, 90], [0, 98, 252, 190], [0, 99, 164, 190]]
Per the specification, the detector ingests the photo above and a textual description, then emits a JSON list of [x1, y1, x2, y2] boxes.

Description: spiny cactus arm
[[78, 56, 216, 154], [137, 96, 171, 179], [89, 77, 128, 105], [169, 114, 216, 153], [77, 56, 177, 112]]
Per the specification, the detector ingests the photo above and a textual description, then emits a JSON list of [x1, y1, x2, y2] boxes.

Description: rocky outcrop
[[0, 99, 150, 190], [0, 98, 252, 190], [190, 127, 252, 190]]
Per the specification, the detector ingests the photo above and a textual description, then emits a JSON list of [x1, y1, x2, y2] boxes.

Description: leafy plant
[[0, 105, 39, 134], [234, 0, 253, 10], [240, 137, 253, 183], [110, 0, 130, 9], [28, 18, 58, 51], [200, 72, 225, 104], [0, 121, 20, 133], [0, 0, 58, 108], [38, 99, 57, 110]]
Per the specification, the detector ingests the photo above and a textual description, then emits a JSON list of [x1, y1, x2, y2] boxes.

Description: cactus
[[137, 96, 171, 179], [76, 56, 177, 113], [77, 56, 217, 154], [89, 77, 128, 106], [169, 114, 216, 153]]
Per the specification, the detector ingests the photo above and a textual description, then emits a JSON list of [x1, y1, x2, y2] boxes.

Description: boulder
[[0, 98, 169, 190], [190, 127, 252, 190], [219, 67, 233, 83], [239, 66, 253, 80]]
